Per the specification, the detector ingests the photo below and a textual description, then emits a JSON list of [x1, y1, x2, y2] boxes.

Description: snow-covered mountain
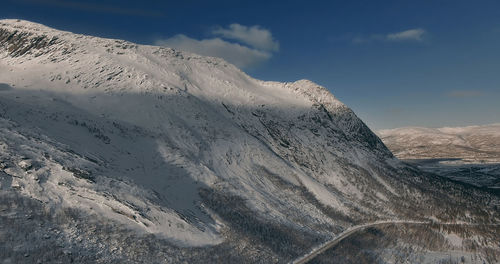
[[1, 20, 499, 263], [379, 124, 500, 163]]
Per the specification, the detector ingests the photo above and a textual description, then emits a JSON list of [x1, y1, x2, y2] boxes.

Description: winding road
[[291, 220, 500, 264]]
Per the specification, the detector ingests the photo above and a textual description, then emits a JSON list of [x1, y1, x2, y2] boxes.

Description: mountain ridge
[[0, 19, 376, 139]]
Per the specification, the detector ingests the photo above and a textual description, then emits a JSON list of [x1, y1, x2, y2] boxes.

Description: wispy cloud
[[155, 24, 278, 69], [155, 35, 271, 69], [351, 35, 383, 44], [387, 28, 426, 41], [350, 28, 428, 44], [14, 0, 163, 17], [446, 90, 484, 98], [212, 24, 279, 52]]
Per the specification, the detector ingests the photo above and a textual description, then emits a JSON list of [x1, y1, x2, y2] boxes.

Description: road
[[291, 220, 500, 264]]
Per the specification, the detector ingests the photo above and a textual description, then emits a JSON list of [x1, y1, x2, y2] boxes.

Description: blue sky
[[2, 0, 500, 130]]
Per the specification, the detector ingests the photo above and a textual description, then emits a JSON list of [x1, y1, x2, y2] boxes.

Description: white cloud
[[155, 24, 279, 69], [386, 28, 426, 41], [212, 24, 279, 51], [351, 35, 383, 44], [155, 35, 271, 69], [350, 28, 427, 44]]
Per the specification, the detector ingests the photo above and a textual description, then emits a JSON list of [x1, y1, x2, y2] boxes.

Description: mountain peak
[[287, 79, 345, 109], [0, 19, 69, 41], [0, 19, 70, 58], [1, 19, 54, 30]]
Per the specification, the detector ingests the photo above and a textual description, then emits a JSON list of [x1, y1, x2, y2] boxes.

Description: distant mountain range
[[378, 124, 500, 192], [378, 124, 500, 164]]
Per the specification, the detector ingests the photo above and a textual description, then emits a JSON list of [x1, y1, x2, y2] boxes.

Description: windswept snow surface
[[1, 20, 499, 262]]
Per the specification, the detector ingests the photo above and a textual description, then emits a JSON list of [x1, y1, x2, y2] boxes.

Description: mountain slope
[[1, 19, 499, 263]]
